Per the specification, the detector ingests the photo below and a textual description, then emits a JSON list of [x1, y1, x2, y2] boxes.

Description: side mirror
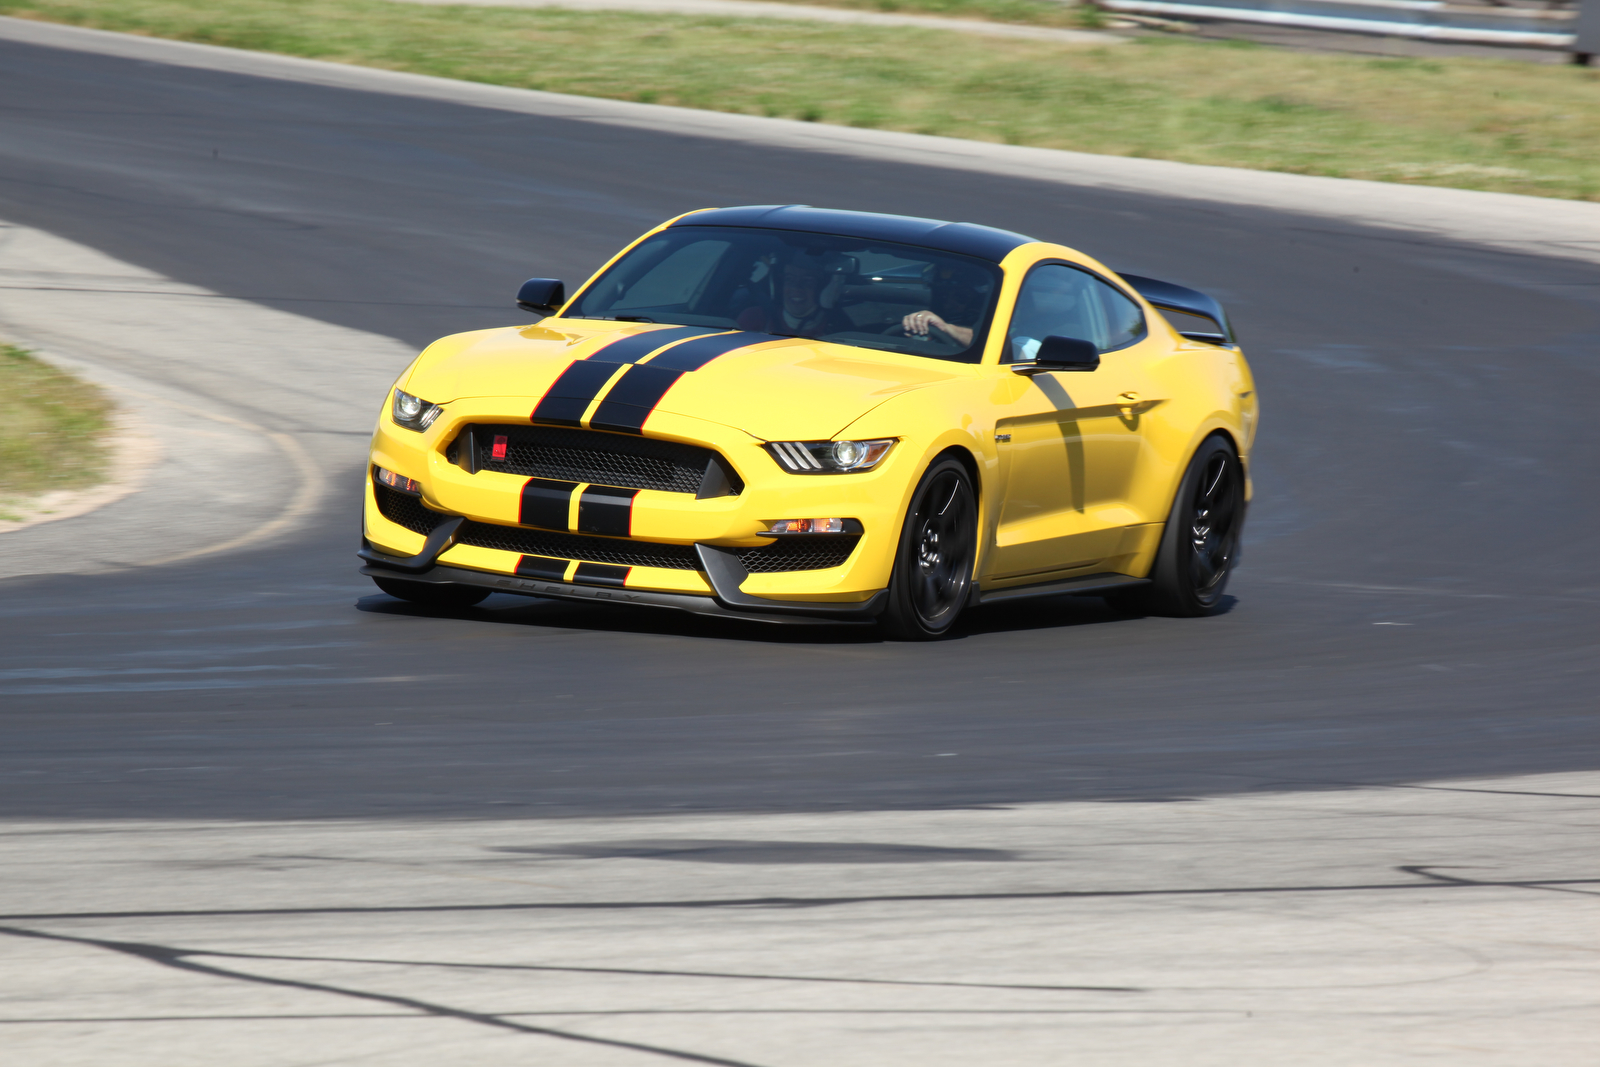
[[516, 278, 565, 315], [1013, 335, 1100, 374]]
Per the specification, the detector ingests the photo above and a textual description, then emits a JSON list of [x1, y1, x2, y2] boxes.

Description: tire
[[1109, 435, 1243, 618], [372, 576, 491, 608], [878, 457, 978, 641]]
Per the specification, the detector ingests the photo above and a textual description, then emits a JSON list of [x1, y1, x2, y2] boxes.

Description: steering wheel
[[882, 322, 928, 340]]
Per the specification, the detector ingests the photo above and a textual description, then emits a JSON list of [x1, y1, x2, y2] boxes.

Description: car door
[[985, 263, 1161, 581]]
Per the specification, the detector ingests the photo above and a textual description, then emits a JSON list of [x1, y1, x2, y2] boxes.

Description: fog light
[[374, 466, 421, 495], [766, 518, 861, 535]]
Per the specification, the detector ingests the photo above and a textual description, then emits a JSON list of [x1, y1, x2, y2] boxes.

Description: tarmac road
[[0, 24, 1596, 1067], [0, 29, 1597, 820]]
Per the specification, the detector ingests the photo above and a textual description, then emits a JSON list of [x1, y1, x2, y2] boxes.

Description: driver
[[901, 263, 989, 347], [736, 252, 850, 337]]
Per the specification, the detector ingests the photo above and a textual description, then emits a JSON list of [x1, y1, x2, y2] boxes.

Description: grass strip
[[729, 0, 1106, 27], [3, 0, 1597, 199], [0, 344, 112, 512], [408, 0, 1108, 28]]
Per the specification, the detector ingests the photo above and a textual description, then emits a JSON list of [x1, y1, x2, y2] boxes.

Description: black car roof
[[671, 206, 1038, 263]]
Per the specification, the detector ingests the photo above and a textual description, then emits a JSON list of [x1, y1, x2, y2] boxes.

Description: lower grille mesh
[[375, 482, 857, 574], [374, 484, 445, 535], [740, 537, 859, 573], [456, 522, 859, 573], [457, 522, 701, 570]]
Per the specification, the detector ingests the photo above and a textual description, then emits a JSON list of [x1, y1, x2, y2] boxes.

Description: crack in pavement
[[124, 946, 1143, 995], [4, 866, 1595, 923], [0, 925, 768, 1067], [1401, 865, 1600, 898]]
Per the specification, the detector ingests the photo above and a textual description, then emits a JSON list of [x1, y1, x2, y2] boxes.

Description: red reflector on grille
[[492, 435, 508, 460]]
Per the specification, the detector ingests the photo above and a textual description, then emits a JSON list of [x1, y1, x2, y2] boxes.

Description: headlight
[[391, 389, 442, 432], [766, 439, 894, 474]]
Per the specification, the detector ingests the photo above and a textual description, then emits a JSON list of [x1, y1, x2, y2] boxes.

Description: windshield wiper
[[612, 315, 656, 323]]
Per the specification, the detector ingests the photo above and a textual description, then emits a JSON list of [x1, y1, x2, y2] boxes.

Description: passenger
[[901, 263, 990, 348], [736, 254, 850, 338]]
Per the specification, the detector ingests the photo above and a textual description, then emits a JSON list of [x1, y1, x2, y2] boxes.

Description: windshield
[[563, 225, 1002, 363]]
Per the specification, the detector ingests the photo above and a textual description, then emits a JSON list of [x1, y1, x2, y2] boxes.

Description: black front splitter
[[360, 558, 885, 626]]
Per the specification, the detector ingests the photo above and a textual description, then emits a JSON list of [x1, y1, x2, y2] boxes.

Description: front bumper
[[363, 401, 905, 619], [359, 542, 887, 624]]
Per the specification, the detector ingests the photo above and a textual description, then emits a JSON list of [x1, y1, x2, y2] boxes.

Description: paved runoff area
[[4, 773, 1596, 1066]]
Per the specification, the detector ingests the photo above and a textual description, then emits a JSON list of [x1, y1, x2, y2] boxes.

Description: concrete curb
[[3, 15, 1597, 266], [0, 412, 159, 535], [0, 220, 415, 580]]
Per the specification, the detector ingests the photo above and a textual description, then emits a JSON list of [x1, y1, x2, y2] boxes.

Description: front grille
[[458, 425, 730, 495], [458, 521, 701, 570], [458, 521, 859, 573], [374, 483, 446, 535], [739, 537, 859, 573], [378, 479, 857, 574]]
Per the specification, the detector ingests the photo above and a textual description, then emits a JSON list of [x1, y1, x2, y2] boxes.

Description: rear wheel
[[372, 576, 491, 608], [878, 458, 977, 641], [1109, 435, 1242, 617]]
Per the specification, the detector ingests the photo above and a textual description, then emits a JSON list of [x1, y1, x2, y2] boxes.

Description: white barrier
[[1098, 0, 1578, 48], [1575, 0, 1599, 61]]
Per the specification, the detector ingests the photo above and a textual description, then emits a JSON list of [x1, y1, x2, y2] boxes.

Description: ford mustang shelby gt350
[[360, 206, 1257, 638]]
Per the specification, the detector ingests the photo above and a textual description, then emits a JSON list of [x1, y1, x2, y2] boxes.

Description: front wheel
[[878, 458, 977, 641], [372, 576, 491, 609], [1109, 435, 1243, 618]]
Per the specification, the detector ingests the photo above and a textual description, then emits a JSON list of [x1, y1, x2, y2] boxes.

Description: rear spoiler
[[1118, 273, 1236, 347]]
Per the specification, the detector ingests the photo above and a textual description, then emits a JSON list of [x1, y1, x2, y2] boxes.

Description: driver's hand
[[902, 310, 947, 336]]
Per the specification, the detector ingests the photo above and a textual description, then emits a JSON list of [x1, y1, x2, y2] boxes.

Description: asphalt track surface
[[1, 34, 1597, 824]]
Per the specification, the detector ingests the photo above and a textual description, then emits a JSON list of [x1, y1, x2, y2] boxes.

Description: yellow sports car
[[360, 206, 1256, 638]]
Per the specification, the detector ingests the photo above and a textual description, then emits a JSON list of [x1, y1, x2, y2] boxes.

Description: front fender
[[836, 381, 995, 578]]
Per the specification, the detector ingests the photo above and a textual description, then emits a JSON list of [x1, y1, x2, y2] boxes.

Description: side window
[[1093, 277, 1147, 350], [1004, 264, 1145, 361]]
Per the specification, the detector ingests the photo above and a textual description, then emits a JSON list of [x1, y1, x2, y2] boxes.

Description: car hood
[[404, 321, 964, 441]]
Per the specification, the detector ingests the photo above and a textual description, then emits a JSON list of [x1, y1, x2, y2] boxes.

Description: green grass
[[717, 0, 1103, 27], [0, 344, 112, 511], [4, 0, 1598, 199]]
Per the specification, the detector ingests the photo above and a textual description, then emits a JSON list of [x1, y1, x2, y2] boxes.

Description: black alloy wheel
[[372, 576, 491, 609], [879, 458, 977, 640], [1109, 435, 1243, 618], [1186, 448, 1241, 603]]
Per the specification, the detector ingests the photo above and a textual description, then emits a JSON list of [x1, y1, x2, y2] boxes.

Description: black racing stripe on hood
[[587, 325, 721, 364], [586, 365, 685, 436], [530, 360, 620, 427], [587, 332, 780, 434], [646, 331, 779, 371]]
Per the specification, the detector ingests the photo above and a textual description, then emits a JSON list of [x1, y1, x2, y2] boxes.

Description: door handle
[[1118, 391, 1140, 418]]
